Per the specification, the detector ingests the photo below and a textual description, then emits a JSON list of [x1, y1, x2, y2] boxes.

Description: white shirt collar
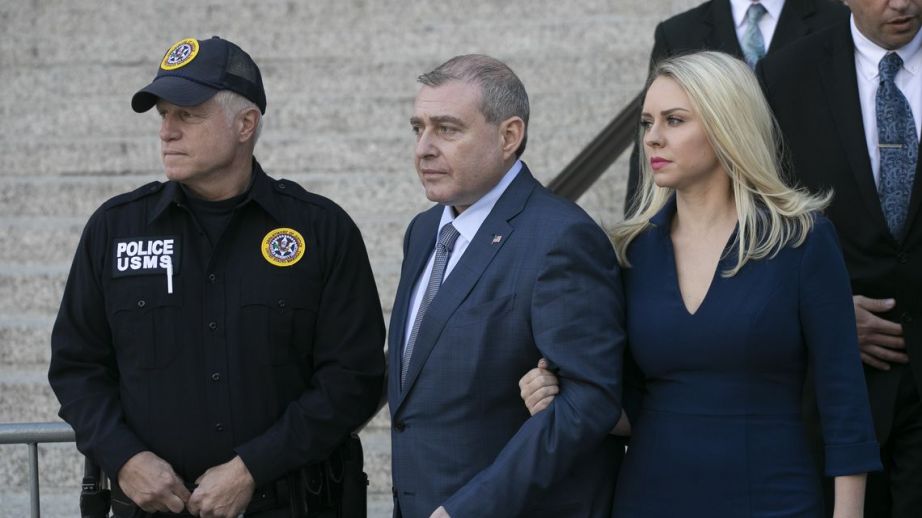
[[438, 160, 523, 244], [731, 0, 784, 28], [851, 14, 922, 82]]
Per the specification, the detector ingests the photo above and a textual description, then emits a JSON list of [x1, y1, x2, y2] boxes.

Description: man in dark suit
[[388, 54, 626, 518], [625, 0, 848, 210], [758, 1, 922, 515]]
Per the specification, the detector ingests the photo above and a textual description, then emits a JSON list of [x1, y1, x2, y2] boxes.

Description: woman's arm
[[833, 474, 866, 518]]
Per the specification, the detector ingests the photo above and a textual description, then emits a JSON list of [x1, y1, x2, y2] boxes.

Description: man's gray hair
[[418, 54, 529, 157], [213, 90, 263, 144]]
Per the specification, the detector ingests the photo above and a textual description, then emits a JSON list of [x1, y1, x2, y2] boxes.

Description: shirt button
[[137, 300, 146, 308], [215, 423, 224, 432], [208, 273, 216, 283], [277, 299, 286, 308], [277, 182, 287, 190], [208, 321, 217, 331], [211, 372, 221, 382]]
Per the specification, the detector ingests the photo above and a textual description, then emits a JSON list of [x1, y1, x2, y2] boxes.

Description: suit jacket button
[[901, 312, 913, 324], [393, 420, 406, 432], [898, 253, 909, 264]]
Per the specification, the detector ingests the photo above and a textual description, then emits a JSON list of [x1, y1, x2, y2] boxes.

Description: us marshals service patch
[[262, 228, 305, 267], [160, 38, 199, 71], [111, 236, 181, 277]]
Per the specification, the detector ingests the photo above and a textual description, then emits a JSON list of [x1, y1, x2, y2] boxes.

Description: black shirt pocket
[[109, 283, 184, 369], [239, 275, 319, 366]]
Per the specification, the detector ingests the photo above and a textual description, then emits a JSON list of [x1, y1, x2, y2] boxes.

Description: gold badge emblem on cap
[[261, 228, 305, 267], [160, 38, 200, 71]]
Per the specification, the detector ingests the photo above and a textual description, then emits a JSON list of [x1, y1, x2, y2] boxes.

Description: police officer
[[48, 36, 385, 518]]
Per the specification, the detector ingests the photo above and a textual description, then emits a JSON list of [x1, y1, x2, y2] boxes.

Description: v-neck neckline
[[659, 214, 738, 317]]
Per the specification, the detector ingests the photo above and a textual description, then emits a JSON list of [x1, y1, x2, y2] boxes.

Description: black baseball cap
[[132, 36, 266, 114]]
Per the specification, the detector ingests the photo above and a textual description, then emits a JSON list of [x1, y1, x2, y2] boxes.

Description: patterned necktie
[[876, 52, 918, 240], [742, 3, 767, 69], [401, 223, 461, 386]]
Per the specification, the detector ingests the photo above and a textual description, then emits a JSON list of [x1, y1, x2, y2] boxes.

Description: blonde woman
[[518, 51, 880, 517]]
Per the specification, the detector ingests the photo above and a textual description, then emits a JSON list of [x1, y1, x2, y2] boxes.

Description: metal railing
[[0, 422, 75, 518], [547, 91, 642, 201]]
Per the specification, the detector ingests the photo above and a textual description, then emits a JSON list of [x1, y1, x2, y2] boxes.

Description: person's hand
[[430, 506, 451, 518], [518, 358, 560, 415], [117, 451, 190, 514], [187, 456, 255, 518], [854, 295, 906, 370]]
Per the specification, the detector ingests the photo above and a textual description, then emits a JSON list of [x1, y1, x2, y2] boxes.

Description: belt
[[109, 478, 291, 517]]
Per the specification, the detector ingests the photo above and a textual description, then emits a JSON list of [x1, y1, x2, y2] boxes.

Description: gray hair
[[213, 90, 263, 144], [418, 54, 529, 157]]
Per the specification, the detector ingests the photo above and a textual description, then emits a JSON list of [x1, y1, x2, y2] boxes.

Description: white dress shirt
[[731, 0, 785, 52], [851, 15, 922, 186], [402, 160, 523, 353]]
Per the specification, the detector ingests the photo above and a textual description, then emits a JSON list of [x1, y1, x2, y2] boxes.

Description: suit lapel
[[769, 0, 811, 53], [387, 207, 440, 410], [392, 168, 538, 413], [818, 27, 890, 230], [707, 0, 745, 57]]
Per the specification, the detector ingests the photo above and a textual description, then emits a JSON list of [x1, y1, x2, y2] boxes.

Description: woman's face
[[640, 76, 723, 192]]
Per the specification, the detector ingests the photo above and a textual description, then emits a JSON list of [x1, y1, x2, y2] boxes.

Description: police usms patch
[[160, 38, 199, 71], [261, 228, 305, 267]]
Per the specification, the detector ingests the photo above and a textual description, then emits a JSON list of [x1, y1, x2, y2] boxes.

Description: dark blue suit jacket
[[388, 165, 626, 518]]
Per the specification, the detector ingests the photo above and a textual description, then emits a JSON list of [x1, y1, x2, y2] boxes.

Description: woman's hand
[[518, 358, 559, 415]]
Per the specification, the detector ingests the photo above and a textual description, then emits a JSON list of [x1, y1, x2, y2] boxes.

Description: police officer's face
[[847, 0, 922, 49], [156, 98, 240, 192], [410, 80, 521, 213]]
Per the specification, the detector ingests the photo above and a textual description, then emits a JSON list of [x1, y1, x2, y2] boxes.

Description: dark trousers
[[865, 366, 922, 518]]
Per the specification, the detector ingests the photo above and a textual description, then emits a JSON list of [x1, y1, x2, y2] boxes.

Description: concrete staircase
[[0, 0, 701, 515]]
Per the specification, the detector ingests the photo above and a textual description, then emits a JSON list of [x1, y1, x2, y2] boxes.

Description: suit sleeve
[[234, 208, 386, 486], [48, 211, 149, 479], [443, 218, 625, 517], [799, 218, 882, 476]]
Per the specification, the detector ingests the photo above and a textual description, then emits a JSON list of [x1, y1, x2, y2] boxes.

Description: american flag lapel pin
[[491, 234, 503, 245]]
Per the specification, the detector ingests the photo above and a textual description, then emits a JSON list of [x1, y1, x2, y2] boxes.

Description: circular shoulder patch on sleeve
[[261, 228, 305, 267], [160, 38, 200, 71]]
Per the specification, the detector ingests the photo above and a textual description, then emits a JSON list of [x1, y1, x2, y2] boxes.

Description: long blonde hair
[[614, 51, 830, 276]]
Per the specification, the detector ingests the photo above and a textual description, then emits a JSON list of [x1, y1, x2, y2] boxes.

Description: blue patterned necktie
[[401, 223, 461, 386], [742, 3, 767, 69], [876, 52, 918, 240]]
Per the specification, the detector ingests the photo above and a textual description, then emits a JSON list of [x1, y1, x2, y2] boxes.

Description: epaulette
[[99, 181, 166, 210], [270, 178, 341, 213]]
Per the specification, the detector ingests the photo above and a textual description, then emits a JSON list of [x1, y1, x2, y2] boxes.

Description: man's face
[[410, 80, 510, 213], [156, 98, 240, 192], [848, 0, 922, 49]]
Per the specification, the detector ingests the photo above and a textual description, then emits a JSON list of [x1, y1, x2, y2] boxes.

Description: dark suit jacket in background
[[388, 165, 626, 518], [624, 0, 849, 211], [758, 23, 922, 516], [758, 20, 922, 444]]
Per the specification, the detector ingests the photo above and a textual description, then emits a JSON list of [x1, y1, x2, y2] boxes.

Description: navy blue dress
[[613, 199, 881, 517]]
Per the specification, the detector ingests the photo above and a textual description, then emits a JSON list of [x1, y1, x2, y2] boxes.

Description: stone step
[[0, 317, 53, 366], [1, 84, 634, 153], [0, 128, 606, 187], [5, 1, 658, 67]]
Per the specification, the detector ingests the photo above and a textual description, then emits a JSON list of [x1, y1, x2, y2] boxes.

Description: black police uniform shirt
[[49, 160, 385, 488]]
